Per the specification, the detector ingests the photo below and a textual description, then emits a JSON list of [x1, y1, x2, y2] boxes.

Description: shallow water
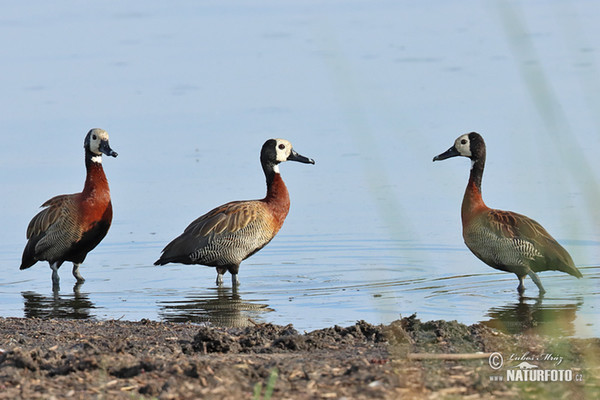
[[1, 1, 599, 337]]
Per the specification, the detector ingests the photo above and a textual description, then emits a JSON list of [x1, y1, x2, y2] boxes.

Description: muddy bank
[[0, 315, 598, 399]]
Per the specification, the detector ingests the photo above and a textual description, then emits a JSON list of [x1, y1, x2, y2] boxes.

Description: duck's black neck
[[262, 162, 278, 190], [85, 150, 103, 169], [83, 150, 108, 195], [262, 161, 289, 206], [468, 152, 485, 193]]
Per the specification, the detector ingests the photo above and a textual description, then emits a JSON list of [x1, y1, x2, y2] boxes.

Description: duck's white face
[[88, 129, 110, 156], [85, 128, 117, 163], [274, 138, 293, 163], [453, 133, 472, 157], [263, 137, 314, 174]]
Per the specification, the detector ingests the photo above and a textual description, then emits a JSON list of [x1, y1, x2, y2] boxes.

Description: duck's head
[[433, 132, 485, 163], [85, 128, 118, 162], [261, 138, 315, 173]]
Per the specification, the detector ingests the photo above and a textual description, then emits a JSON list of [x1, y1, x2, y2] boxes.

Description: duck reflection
[[22, 283, 95, 319], [482, 294, 582, 336], [158, 286, 273, 327]]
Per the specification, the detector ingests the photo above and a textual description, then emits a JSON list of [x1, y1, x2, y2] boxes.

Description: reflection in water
[[158, 286, 273, 327], [482, 295, 583, 336], [22, 284, 96, 319]]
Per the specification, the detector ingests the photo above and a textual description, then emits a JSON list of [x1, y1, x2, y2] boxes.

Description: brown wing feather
[[155, 201, 268, 265], [186, 201, 258, 237], [26, 195, 71, 239], [21, 194, 83, 268], [486, 209, 550, 240], [485, 209, 581, 277]]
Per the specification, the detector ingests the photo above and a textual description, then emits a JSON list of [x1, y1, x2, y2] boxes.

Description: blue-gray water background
[[1, 1, 599, 337]]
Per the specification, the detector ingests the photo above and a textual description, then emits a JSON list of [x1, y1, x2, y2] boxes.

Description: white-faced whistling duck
[[433, 132, 582, 295], [20, 129, 118, 289], [154, 138, 315, 287]]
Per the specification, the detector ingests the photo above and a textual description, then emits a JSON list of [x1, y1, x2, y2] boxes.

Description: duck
[[433, 132, 582, 295], [20, 129, 118, 289], [154, 138, 315, 287]]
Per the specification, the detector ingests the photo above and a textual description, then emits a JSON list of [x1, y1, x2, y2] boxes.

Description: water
[[1, 1, 599, 338]]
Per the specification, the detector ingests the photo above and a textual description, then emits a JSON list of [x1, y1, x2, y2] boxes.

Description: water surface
[[1, 1, 599, 337]]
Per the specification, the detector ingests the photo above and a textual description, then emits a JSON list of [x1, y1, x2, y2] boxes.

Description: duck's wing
[[21, 194, 82, 269], [155, 201, 267, 265], [485, 209, 581, 277], [184, 201, 257, 237]]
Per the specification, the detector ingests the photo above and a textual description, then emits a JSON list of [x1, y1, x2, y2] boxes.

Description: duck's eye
[[278, 144, 285, 150], [92, 134, 97, 140], [461, 139, 467, 145]]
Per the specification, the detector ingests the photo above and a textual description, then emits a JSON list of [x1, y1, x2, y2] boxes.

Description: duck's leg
[[216, 266, 227, 286], [228, 265, 240, 287], [517, 275, 526, 294], [50, 262, 60, 291], [527, 270, 546, 295], [72, 263, 85, 283]]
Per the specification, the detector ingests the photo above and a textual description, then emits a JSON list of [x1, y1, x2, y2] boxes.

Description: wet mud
[[0, 315, 598, 399]]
